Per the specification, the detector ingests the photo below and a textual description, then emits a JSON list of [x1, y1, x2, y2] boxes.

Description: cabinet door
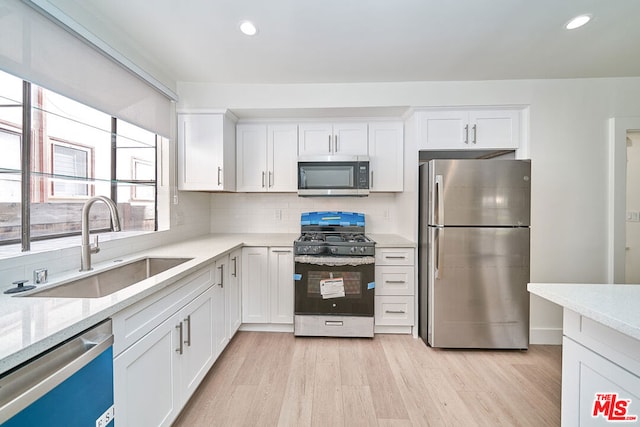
[[268, 124, 298, 192], [236, 124, 268, 192], [333, 122, 368, 155], [298, 123, 333, 155], [178, 114, 224, 191], [417, 111, 468, 149], [212, 266, 227, 357], [241, 247, 270, 323], [368, 122, 403, 192], [178, 113, 235, 191], [114, 315, 180, 427], [562, 337, 640, 426], [469, 110, 520, 149], [269, 247, 294, 324], [227, 249, 242, 338], [179, 286, 215, 402]]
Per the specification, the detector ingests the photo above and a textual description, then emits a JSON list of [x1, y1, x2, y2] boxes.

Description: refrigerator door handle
[[434, 227, 442, 279], [434, 174, 444, 225]]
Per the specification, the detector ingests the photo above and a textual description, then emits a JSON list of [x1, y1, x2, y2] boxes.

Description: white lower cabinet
[[113, 260, 231, 427], [269, 248, 294, 324], [212, 258, 228, 357], [242, 246, 294, 325], [374, 247, 416, 332], [561, 309, 640, 426], [227, 249, 242, 338], [114, 314, 178, 427]]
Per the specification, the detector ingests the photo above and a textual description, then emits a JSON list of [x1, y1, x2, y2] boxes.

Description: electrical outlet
[[627, 211, 640, 222], [275, 209, 282, 220]]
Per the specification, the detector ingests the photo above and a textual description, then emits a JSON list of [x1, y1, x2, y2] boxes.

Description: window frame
[[0, 77, 159, 250], [49, 138, 95, 200]]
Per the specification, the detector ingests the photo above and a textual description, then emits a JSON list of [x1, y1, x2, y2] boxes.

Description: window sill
[[0, 231, 153, 261]]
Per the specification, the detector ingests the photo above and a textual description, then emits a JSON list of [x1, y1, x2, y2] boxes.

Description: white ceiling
[[47, 0, 640, 85]]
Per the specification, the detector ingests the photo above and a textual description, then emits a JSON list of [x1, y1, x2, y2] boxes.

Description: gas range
[[293, 212, 375, 257], [293, 211, 375, 338]]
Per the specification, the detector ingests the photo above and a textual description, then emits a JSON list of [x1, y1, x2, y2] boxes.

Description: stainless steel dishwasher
[[0, 319, 114, 426]]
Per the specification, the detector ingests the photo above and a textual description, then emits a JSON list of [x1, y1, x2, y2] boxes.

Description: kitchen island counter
[[0, 233, 297, 375], [527, 282, 640, 341], [528, 282, 640, 425]]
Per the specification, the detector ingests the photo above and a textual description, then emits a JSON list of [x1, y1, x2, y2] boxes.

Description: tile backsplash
[[209, 192, 400, 234]]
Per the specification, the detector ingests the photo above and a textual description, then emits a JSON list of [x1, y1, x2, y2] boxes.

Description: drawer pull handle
[[385, 310, 406, 314], [385, 280, 406, 284], [325, 320, 344, 327], [385, 256, 406, 259], [176, 323, 184, 354], [183, 315, 191, 347]]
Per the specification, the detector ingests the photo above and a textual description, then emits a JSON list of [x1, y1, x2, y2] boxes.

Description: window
[[51, 141, 92, 198], [0, 68, 158, 249]]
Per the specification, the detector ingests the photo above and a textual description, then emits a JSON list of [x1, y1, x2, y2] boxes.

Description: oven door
[[294, 255, 375, 316]]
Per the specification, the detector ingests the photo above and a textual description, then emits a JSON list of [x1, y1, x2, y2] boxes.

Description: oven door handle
[[294, 255, 376, 266]]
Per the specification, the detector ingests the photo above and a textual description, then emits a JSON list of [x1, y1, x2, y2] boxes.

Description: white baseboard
[[530, 327, 563, 345], [374, 325, 413, 334], [239, 323, 294, 333]]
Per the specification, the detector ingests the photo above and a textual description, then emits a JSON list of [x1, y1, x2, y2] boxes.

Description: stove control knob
[[330, 247, 338, 254], [360, 247, 367, 254], [350, 247, 357, 253]]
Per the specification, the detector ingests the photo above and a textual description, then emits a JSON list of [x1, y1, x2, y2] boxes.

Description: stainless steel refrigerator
[[418, 159, 531, 349]]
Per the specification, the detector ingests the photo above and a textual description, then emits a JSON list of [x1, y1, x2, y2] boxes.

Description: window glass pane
[[29, 86, 112, 239], [0, 130, 21, 242], [52, 143, 89, 197], [115, 121, 156, 232], [0, 67, 158, 247], [0, 70, 23, 244]]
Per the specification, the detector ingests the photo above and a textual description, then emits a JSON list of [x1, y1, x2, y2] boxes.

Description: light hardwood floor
[[173, 332, 561, 426]]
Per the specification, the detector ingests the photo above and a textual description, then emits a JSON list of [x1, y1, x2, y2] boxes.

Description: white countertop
[[0, 232, 410, 374], [368, 233, 416, 248], [528, 283, 640, 341]]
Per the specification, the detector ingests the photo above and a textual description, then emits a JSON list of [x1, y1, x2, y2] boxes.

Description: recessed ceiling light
[[565, 14, 591, 30], [239, 21, 258, 36]]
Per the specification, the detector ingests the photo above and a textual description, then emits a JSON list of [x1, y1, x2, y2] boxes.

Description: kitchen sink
[[25, 257, 193, 299]]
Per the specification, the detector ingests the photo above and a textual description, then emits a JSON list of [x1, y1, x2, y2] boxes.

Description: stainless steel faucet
[[80, 196, 122, 271]]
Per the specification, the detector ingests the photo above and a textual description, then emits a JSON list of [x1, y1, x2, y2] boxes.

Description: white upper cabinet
[[236, 123, 297, 192], [418, 109, 520, 150], [368, 121, 404, 192], [298, 122, 368, 156], [177, 113, 236, 191]]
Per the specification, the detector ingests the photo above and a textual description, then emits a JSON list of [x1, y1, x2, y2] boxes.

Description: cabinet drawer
[[375, 296, 414, 326], [112, 265, 214, 356], [375, 266, 414, 295], [375, 248, 415, 266]]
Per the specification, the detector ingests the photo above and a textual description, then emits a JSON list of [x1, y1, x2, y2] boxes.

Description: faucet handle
[[91, 235, 101, 254]]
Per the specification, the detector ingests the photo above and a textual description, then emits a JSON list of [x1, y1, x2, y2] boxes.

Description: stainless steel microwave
[[298, 155, 370, 197]]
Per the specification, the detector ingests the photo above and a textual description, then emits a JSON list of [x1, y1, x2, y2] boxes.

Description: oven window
[[307, 271, 362, 298]]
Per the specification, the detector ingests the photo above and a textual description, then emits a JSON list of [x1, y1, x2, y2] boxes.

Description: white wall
[[627, 131, 640, 283], [179, 77, 640, 344]]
